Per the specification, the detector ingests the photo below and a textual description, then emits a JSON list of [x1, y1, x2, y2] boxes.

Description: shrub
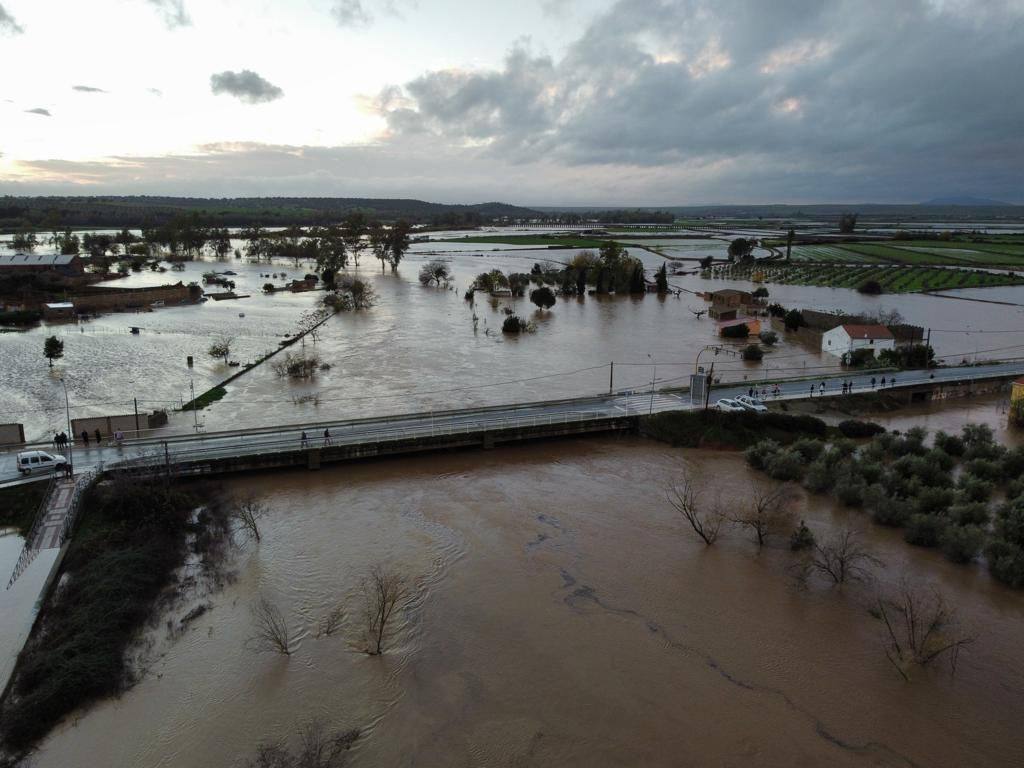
[[838, 420, 885, 439], [958, 474, 994, 503], [939, 525, 986, 564], [766, 449, 805, 481], [745, 439, 780, 470], [845, 347, 876, 367], [752, 286, 769, 298], [933, 431, 965, 457], [1007, 478, 1024, 501], [263, 282, 275, 293], [857, 460, 884, 485], [783, 308, 804, 331], [741, 344, 763, 361], [834, 475, 867, 507], [924, 447, 956, 473], [803, 458, 835, 493], [986, 539, 1024, 587], [949, 501, 990, 527], [964, 458, 1001, 482], [1002, 447, 1024, 478], [858, 279, 883, 294], [867, 491, 913, 527], [790, 438, 824, 463], [914, 486, 957, 516], [502, 315, 526, 334], [790, 521, 815, 551], [905, 514, 946, 547], [758, 330, 778, 346], [961, 423, 995, 448], [767, 302, 786, 317], [722, 323, 750, 339]]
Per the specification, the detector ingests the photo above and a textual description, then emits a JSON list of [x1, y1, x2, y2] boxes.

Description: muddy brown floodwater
[[28, 433, 1024, 768]]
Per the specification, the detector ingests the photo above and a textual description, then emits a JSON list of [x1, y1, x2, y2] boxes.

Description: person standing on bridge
[[95, 428, 102, 444], [871, 376, 876, 389], [300, 431, 308, 449], [890, 376, 896, 386], [323, 428, 332, 447], [809, 384, 815, 398], [819, 381, 826, 396], [880, 376, 887, 387], [81, 430, 89, 446]]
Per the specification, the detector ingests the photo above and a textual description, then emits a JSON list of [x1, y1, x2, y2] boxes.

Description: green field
[[712, 263, 1024, 293], [787, 241, 1024, 267]]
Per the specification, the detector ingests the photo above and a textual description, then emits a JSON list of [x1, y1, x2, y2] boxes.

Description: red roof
[[841, 324, 894, 340]]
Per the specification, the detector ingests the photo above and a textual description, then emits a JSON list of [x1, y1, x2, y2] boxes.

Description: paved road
[[2, 362, 1021, 486]]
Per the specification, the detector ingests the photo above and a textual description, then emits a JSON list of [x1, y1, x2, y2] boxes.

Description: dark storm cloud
[[145, 0, 190, 29], [0, 3, 23, 34], [372, 0, 1024, 202], [73, 85, 108, 93], [210, 70, 284, 104], [24, 108, 52, 117]]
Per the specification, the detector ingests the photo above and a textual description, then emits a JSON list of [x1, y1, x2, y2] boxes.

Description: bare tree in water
[[799, 528, 883, 586], [251, 597, 295, 655], [362, 565, 409, 655], [232, 498, 268, 542], [874, 579, 974, 681], [729, 484, 797, 548], [246, 719, 360, 768], [667, 475, 723, 545]]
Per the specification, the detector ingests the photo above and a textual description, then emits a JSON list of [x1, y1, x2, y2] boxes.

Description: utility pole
[[703, 362, 715, 410], [608, 361, 614, 395], [134, 397, 140, 437], [189, 379, 198, 432], [60, 378, 73, 474]]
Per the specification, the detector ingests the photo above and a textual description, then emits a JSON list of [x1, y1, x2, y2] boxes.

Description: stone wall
[[0, 423, 25, 446], [68, 282, 195, 312]]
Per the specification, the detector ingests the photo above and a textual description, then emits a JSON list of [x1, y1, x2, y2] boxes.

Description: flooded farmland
[[3, 230, 1023, 442], [25, 435, 1024, 768]]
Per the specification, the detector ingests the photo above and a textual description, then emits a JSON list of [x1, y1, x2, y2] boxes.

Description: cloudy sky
[[1, 0, 1022, 205]]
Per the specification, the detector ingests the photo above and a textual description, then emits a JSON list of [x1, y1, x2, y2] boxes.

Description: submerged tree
[[530, 286, 556, 311], [362, 565, 409, 655], [874, 580, 974, 681], [729, 484, 797, 548], [208, 336, 234, 363], [667, 476, 724, 546], [250, 597, 295, 656], [418, 259, 451, 287], [43, 335, 64, 367]]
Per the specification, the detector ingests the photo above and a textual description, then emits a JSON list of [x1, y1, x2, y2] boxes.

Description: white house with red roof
[[821, 324, 895, 358]]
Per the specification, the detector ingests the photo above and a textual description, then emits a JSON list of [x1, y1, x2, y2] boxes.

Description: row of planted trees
[[745, 423, 1024, 586]]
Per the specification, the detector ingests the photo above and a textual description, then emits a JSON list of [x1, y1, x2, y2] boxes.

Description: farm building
[[822, 324, 895, 358], [42, 302, 76, 320], [0, 253, 84, 276]]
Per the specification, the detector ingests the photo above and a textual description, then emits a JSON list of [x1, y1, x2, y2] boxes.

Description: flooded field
[[3, 229, 1023, 441], [26, 434, 1024, 768]]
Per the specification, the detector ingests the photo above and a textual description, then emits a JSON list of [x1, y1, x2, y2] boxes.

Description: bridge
[[2, 361, 1020, 488]]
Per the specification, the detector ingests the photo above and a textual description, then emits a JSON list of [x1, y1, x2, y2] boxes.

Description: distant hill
[[921, 196, 1011, 207], [0, 196, 540, 229]]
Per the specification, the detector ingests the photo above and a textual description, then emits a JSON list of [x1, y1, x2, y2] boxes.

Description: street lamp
[[59, 378, 73, 474], [648, 353, 657, 415]]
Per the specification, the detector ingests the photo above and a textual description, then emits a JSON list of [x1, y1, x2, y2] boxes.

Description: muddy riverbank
[[25, 430, 1024, 767]]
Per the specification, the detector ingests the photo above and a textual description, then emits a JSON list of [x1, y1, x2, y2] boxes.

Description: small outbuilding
[[42, 302, 76, 320]]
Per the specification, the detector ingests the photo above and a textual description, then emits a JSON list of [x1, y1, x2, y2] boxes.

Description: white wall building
[[822, 324, 896, 359]]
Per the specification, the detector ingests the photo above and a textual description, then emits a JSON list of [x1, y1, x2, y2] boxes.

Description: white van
[[16, 451, 67, 475]]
